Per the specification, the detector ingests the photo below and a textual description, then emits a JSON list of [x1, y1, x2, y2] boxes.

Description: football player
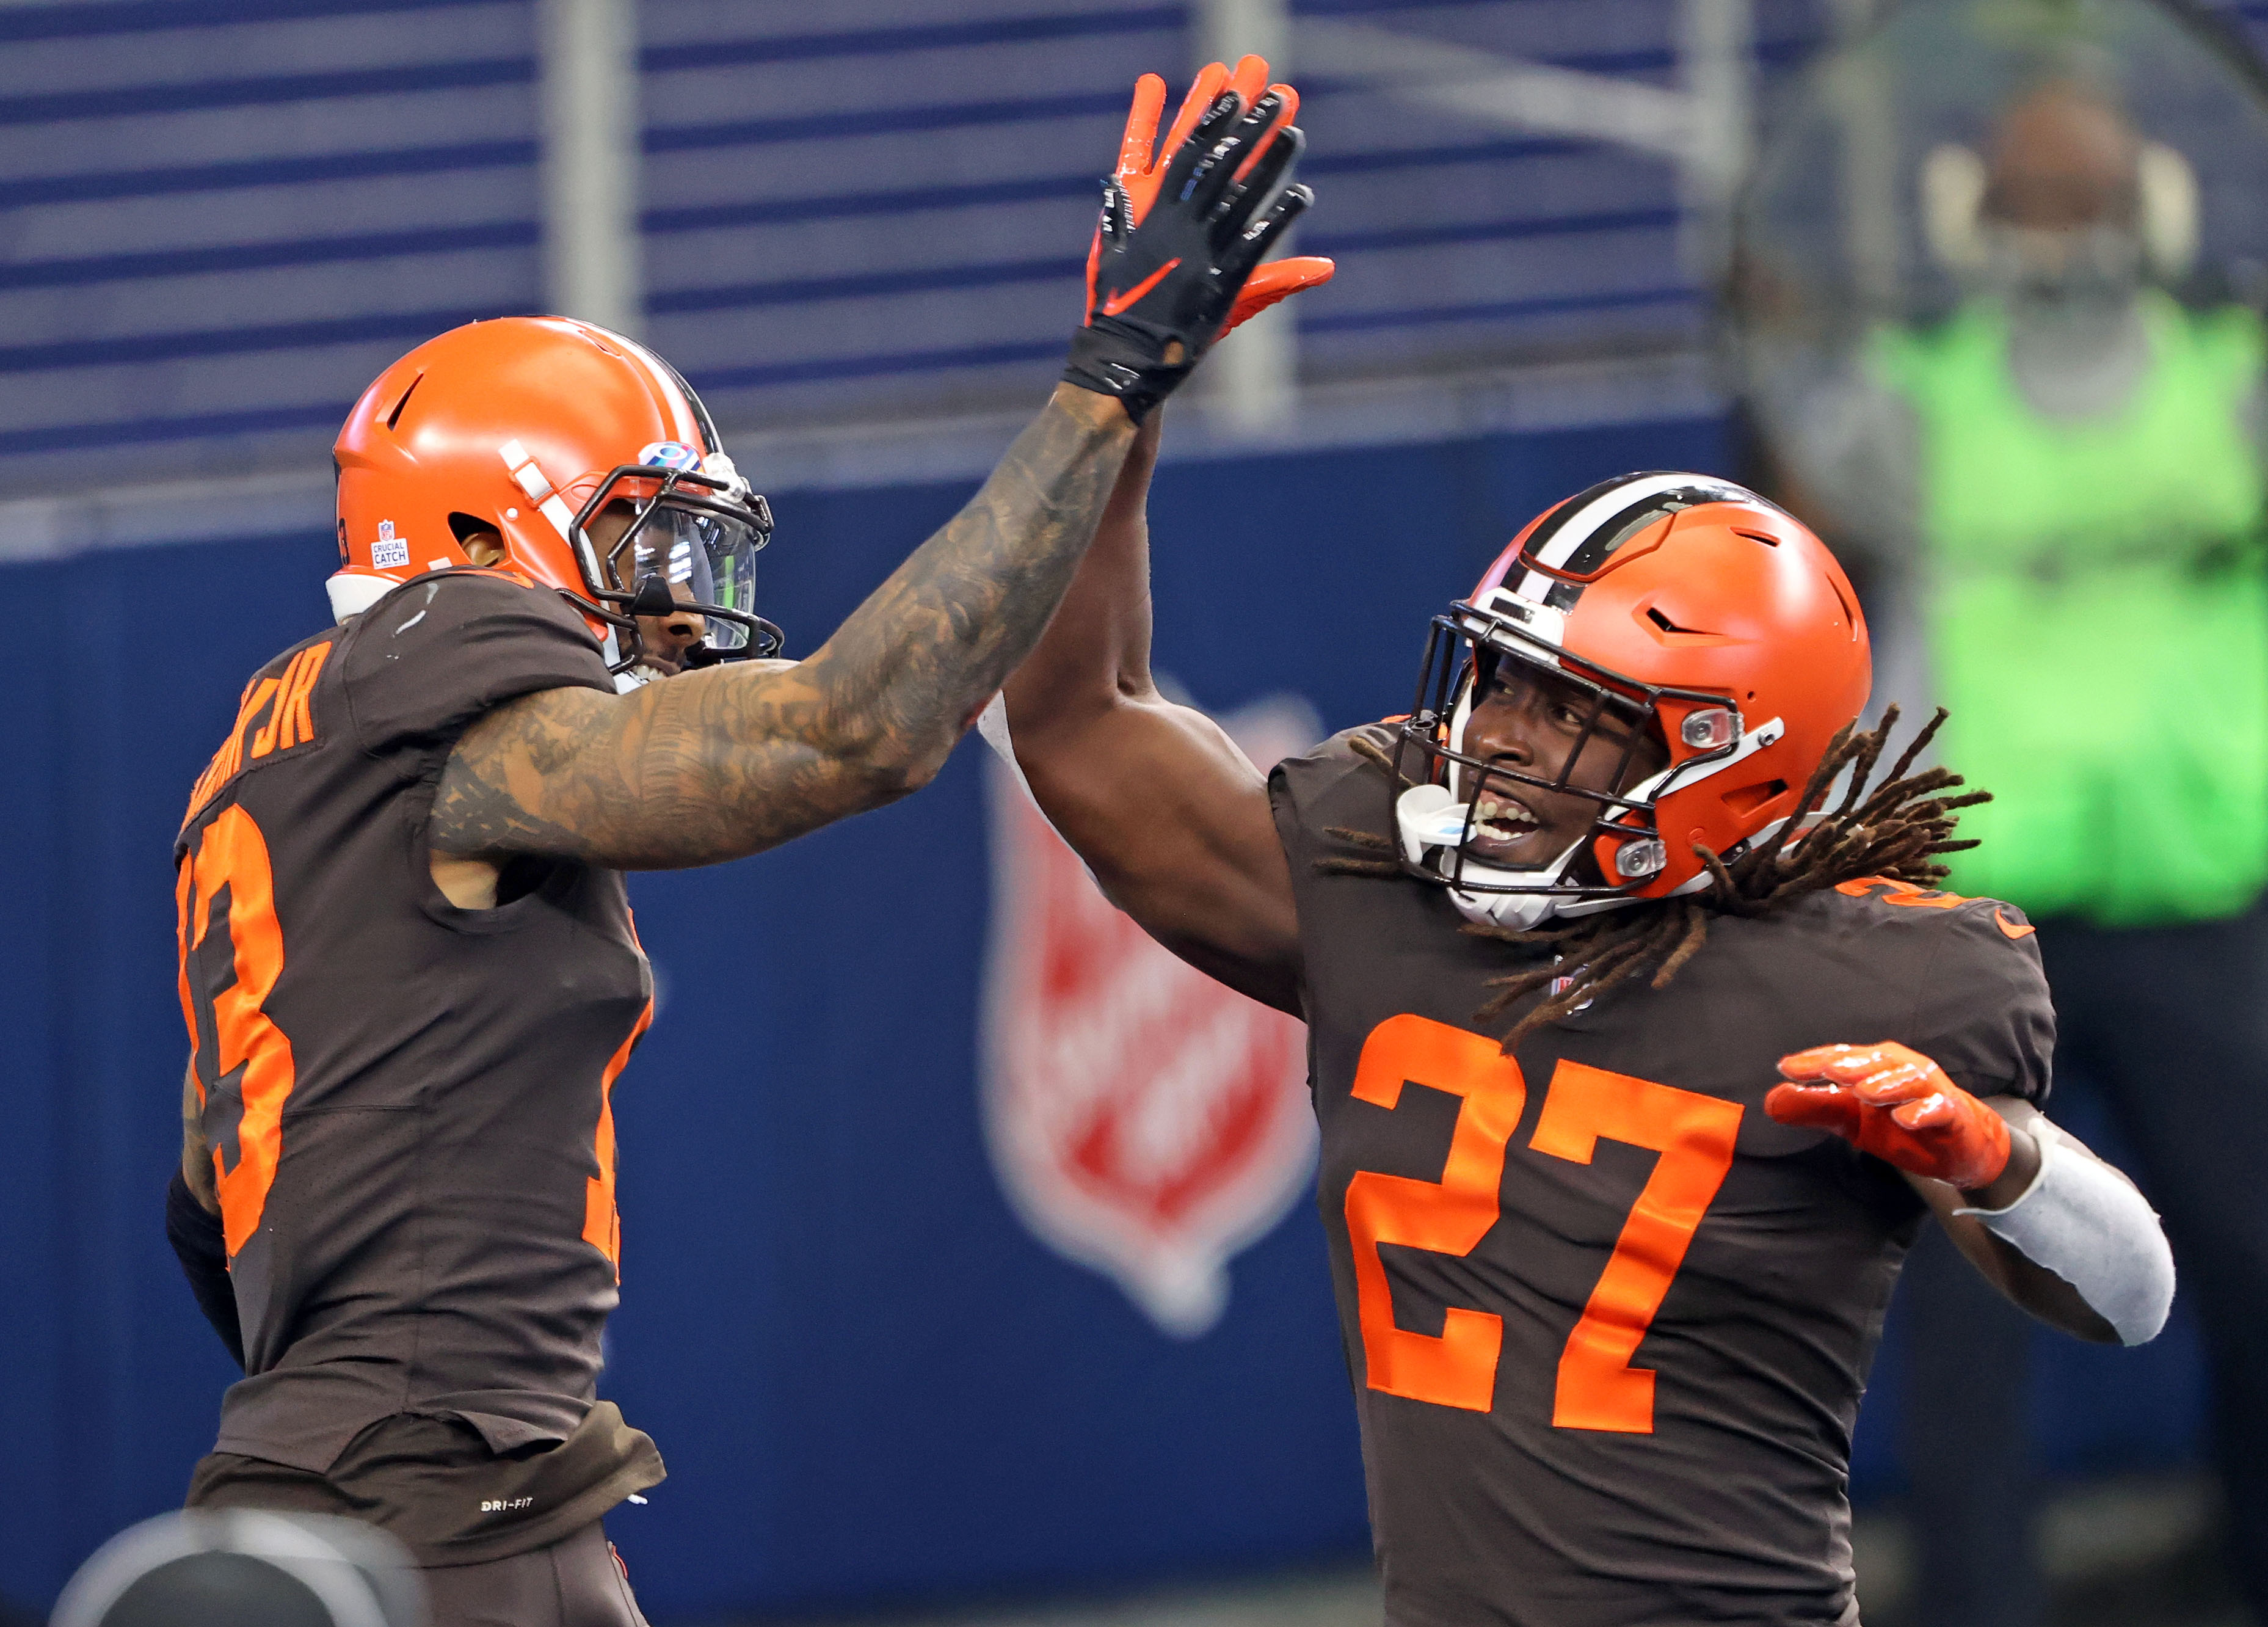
[[990, 415, 2177, 1623], [165, 67, 1319, 1626]]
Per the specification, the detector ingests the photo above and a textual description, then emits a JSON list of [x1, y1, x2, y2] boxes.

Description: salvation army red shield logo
[[980, 695, 1320, 1336]]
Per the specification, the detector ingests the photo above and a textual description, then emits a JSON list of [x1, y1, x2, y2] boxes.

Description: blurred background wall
[[1, 1, 2258, 1621]]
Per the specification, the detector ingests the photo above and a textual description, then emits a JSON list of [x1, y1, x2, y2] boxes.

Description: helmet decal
[[638, 441, 702, 471], [371, 519, 409, 570]]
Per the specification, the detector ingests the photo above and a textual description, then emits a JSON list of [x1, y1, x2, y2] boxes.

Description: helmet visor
[[573, 460, 781, 664], [626, 501, 765, 651]]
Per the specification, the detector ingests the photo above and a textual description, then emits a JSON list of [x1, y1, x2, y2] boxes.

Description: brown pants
[[424, 1521, 647, 1627]]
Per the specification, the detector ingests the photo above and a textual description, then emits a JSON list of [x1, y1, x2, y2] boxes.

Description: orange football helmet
[[1390, 471, 1870, 928], [331, 316, 779, 671]]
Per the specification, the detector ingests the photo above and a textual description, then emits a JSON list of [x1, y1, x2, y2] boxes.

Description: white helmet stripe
[[1515, 472, 1753, 603], [1532, 473, 1736, 572]]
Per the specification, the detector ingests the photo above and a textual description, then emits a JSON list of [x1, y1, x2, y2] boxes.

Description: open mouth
[[1469, 790, 1547, 859], [612, 653, 685, 688]]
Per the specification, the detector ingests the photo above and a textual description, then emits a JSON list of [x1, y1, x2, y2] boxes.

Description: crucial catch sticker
[[371, 519, 409, 570]]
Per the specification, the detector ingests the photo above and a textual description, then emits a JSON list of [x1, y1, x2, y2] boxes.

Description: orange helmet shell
[[331, 316, 719, 630], [1411, 471, 1870, 906]]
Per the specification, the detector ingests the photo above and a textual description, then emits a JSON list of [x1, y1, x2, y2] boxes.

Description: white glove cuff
[[1955, 1119, 2175, 1346]]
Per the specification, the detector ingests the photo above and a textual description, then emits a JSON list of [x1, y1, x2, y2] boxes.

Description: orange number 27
[[1345, 1016, 1743, 1433]]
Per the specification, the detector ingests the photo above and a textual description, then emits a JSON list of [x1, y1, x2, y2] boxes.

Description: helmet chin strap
[[1408, 672, 1778, 932], [1395, 782, 1623, 931]]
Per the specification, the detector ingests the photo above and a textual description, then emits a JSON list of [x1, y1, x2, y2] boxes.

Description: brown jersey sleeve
[[1267, 725, 1397, 865], [1267, 723, 1403, 997], [1892, 894, 2056, 1103], [339, 570, 614, 763]]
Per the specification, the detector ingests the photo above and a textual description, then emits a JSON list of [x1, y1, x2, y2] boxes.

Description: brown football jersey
[[173, 569, 653, 1483], [1271, 728, 2053, 1627]]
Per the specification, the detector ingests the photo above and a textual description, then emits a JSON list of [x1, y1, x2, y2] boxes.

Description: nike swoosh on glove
[[1767, 1041, 2013, 1191], [1101, 57, 1335, 341], [1063, 80, 1312, 421]]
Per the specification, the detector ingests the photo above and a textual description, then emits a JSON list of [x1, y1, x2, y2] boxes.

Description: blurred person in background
[[164, 62, 1320, 1626], [1748, 70, 2268, 1625]]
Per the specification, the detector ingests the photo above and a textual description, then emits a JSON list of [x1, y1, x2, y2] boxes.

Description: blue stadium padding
[[16, 0, 2268, 490], [0, 410, 2206, 1621], [0, 0, 1822, 489]]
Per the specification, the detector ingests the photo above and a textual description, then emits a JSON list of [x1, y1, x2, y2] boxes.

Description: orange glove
[[1767, 1042, 2013, 1190], [1099, 56, 1335, 340], [1226, 255, 1336, 333]]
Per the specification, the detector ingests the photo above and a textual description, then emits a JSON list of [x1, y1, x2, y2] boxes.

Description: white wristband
[[1955, 1119, 2175, 1346]]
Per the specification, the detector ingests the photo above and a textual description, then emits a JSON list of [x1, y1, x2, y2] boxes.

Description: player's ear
[[448, 513, 506, 569]]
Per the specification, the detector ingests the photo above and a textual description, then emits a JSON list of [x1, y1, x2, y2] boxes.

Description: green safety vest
[[1872, 291, 2268, 926]]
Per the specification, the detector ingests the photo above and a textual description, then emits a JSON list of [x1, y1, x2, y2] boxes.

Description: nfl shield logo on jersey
[[980, 694, 1321, 1337]]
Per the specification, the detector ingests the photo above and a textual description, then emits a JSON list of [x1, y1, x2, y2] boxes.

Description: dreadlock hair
[[1314, 704, 1990, 1054]]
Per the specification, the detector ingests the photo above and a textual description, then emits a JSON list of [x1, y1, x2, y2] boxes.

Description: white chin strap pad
[[1957, 1119, 2176, 1347], [1395, 784, 1583, 931]]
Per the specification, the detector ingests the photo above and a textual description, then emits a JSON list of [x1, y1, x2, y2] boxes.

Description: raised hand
[[1102, 56, 1336, 340], [1110, 58, 1274, 220], [1063, 70, 1314, 421], [1768, 1041, 2013, 1191]]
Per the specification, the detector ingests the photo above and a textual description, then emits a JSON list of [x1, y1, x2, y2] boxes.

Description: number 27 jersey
[[1271, 729, 2054, 1627]]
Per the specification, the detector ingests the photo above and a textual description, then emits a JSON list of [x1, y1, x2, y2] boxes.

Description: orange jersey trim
[[584, 999, 655, 1281], [1993, 908, 2038, 940], [1833, 875, 1974, 911], [183, 639, 333, 831]]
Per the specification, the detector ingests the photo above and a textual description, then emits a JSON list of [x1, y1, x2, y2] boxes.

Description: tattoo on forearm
[[431, 393, 1133, 868]]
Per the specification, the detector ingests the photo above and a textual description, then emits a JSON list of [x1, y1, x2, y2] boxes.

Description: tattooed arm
[[432, 78, 1312, 875], [431, 386, 1135, 869], [998, 411, 1303, 1013]]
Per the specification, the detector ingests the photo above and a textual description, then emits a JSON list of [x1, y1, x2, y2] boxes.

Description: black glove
[[1064, 89, 1313, 423]]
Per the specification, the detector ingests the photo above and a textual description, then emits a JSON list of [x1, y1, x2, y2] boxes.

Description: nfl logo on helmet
[[980, 694, 1320, 1336]]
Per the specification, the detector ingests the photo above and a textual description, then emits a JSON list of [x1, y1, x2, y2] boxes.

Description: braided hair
[[1316, 705, 1989, 1053]]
